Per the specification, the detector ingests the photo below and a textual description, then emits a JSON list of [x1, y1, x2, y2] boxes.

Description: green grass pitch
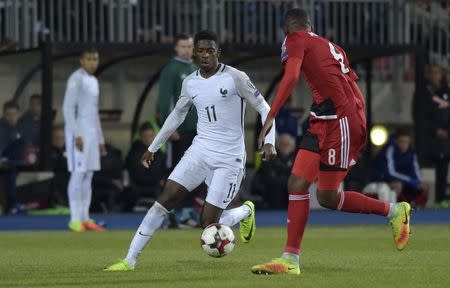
[[0, 225, 449, 288]]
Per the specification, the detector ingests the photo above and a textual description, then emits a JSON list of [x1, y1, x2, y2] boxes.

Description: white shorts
[[65, 126, 101, 172], [168, 146, 245, 209]]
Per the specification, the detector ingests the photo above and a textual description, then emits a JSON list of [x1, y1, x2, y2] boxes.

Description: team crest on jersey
[[220, 88, 228, 97]]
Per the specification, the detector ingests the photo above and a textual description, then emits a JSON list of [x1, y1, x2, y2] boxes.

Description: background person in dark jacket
[[126, 123, 167, 211], [372, 130, 427, 208], [92, 143, 124, 212], [49, 127, 69, 206], [427, 64, 450, 206], [0, 101, 25, 214], [18, 94, 41, 166], [18, 94, 41, 147], [252, 133, 296, 209]]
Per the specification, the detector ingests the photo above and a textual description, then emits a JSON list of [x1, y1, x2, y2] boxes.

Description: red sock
[[284, 192, 310, 255], [335, 191, 389, 216]]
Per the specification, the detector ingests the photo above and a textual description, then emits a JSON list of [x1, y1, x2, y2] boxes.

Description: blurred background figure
[[18, 94, 41, 166], [18, 94, 41, 147], [63, 48, 105, 232], [157, 33, 197, 167], [156, 33, 199, 228], [49, 126, 69, 207], [126, 123, 166, 212], [252, 133, 296, 209], [92, 143, 124, 213], [426, 64, 450, 207], [0, 101, 23, 156], [372, 130, 427, 208], [0, 101, 25, 214]]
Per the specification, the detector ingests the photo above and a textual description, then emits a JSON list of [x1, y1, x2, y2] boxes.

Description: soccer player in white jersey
[[104, 30, 277, 271], [63, 48, 106, 232]]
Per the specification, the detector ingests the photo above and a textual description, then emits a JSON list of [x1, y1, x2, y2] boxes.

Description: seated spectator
[[251, 133, 296, 209], [92, 143, 124, 212], [18, 94, 41, 165], [126, 123, 166, 209], [0, 101, 23, 155], [49, 127, 69, 206], [372, 129, 428, 208], [0, 101, 25, 214], [18, 94, 41, 147]]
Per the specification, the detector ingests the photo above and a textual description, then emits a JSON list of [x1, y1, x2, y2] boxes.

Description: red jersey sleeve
[[269, 33, 306, 117]]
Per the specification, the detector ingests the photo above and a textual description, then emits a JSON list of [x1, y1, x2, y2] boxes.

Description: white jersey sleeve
[[230, 70, 276, 146], [148, 78, 193, 153], [63, 72, 82, 137]]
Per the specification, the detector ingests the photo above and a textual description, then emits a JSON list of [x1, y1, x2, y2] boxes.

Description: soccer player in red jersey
[[251, 8, 412, 275]]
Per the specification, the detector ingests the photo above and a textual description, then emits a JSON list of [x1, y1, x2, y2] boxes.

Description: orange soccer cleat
[[83, 220, 106, 232]]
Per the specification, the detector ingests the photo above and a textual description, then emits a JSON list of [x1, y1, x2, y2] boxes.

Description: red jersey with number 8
[[281, 30, 365, 121], [278, 30, 367, 173]]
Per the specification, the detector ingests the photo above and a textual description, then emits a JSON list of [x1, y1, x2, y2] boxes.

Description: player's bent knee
[[288, 175, 310, 193], [316, 190, 338, 209]]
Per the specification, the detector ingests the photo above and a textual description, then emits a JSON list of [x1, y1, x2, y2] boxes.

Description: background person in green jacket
[[156, 34, 200, 228], [157, 33, 198, 168]]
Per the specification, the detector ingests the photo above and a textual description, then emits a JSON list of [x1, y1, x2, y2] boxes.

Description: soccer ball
[[200, 223, 235, 257]]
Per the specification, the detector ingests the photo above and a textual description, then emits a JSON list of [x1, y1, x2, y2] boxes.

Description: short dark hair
[[29, 93, 41, 102], [174, 33, 192, 46], [3, 100, 19, 112], [285, 8, 311, 30], [139, 122, 154, 134], [194, 30, 218, 46], [80, 47, 98, 58], [394, 128, 410, 139]]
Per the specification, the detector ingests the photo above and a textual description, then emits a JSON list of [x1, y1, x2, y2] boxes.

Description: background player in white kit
[[105, 30, 277, 271], [63, 48, 106, 232]]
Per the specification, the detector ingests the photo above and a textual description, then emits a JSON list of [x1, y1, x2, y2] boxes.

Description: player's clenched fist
[[141, 151, 155, 169]]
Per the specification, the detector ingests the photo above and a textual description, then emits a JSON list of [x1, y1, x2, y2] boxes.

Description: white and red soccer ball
[[200, 223, 235, 257]]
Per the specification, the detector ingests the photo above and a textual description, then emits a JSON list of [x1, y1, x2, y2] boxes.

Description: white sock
[[282, 252, 300, 264], [125, 202, 169, 267], [80, 172, 94, 222], [387, 203, 395, 219], [68, 172, 84, 222], [219, 204, 251, 227]]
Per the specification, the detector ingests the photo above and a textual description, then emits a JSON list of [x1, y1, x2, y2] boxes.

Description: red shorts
[[292, 112, 366, 190]]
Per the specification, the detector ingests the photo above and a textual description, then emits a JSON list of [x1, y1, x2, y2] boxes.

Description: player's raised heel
[[103, 259, 134, 272], [251, 258, 300, 275], [240, 200, 255, 243], [390, 202, 412, 251]]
